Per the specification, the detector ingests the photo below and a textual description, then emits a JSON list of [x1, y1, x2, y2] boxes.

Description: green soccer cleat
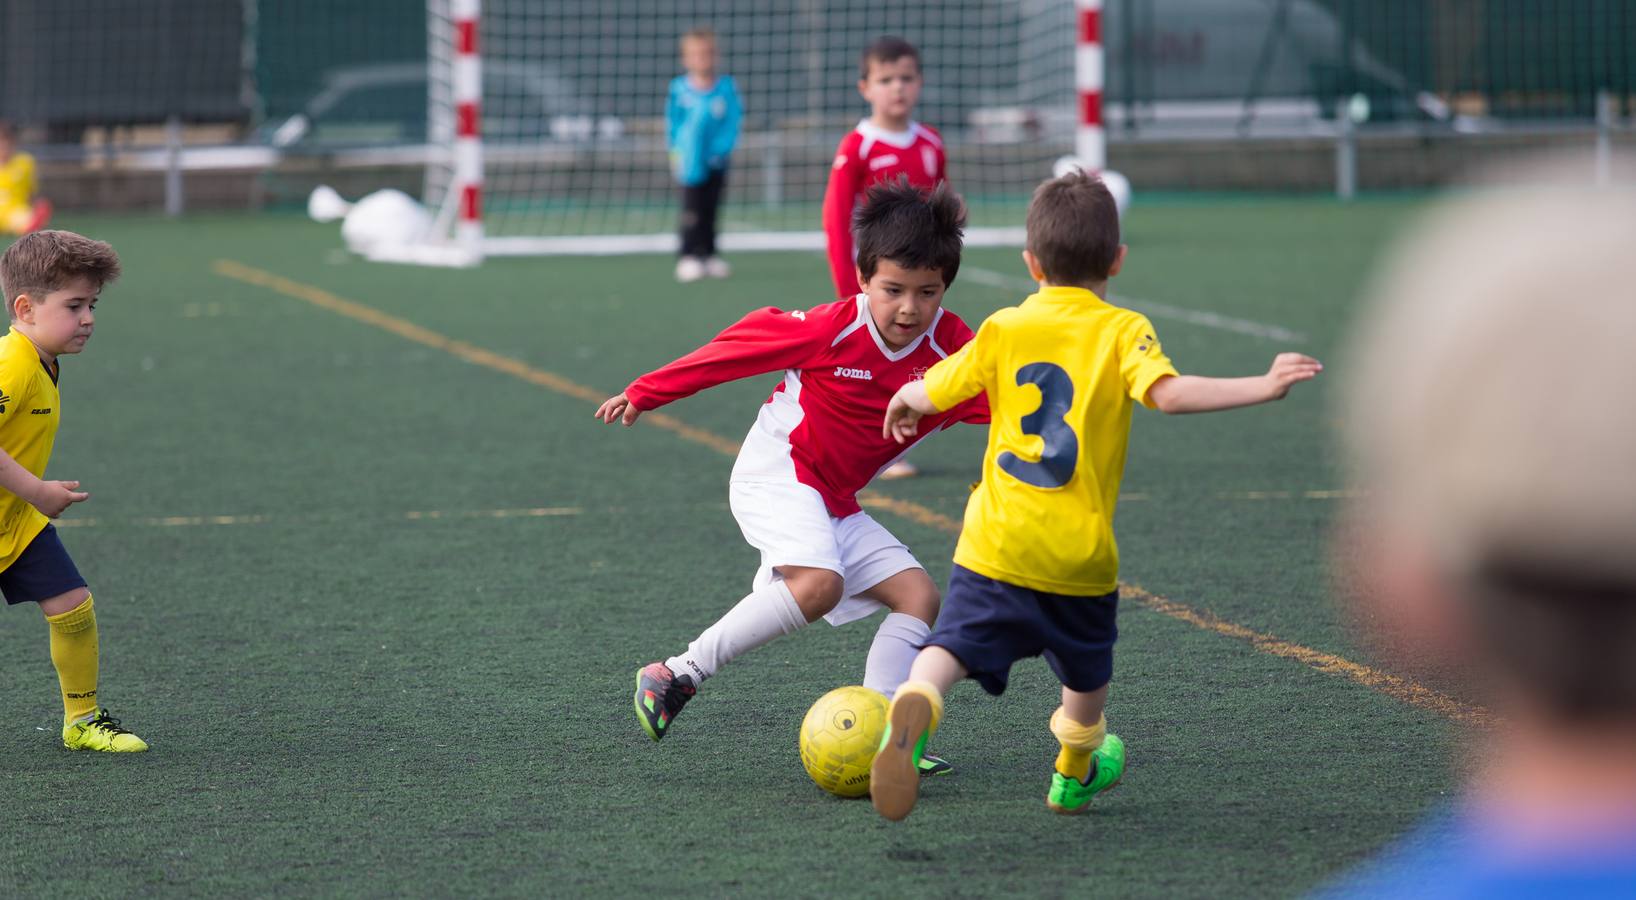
[[917, 752, 952, 777], [633, 662, 696, 742], [62, 708, 148, 753], [870, 691, 933, 821], [1046, 733, 1125, 814]]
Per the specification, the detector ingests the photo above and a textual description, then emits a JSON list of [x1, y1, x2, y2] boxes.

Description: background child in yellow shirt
[[0, 122, 53, 236]]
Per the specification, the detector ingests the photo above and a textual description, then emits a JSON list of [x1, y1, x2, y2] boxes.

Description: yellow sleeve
[[923, 317, 996, 411], [1120, 315, 1179, 409], [0, 347, 38, 426]]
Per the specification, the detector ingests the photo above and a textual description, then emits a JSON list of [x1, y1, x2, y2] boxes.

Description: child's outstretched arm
[[1146, 352, 1323, 414], [0, 448, 87, 518], [593, 304, 837, 430]]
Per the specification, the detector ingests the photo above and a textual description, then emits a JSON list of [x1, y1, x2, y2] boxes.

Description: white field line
[[958, 266, 1307, 343]]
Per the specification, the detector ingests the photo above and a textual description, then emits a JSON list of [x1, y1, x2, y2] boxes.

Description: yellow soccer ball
[[799, 685, 888, 798]]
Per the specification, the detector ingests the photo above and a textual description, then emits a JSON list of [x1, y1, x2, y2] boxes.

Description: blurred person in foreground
[[1324, 160, 1636, 897]]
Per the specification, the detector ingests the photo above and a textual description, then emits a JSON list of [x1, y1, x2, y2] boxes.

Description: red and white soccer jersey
[[624, 294, 988, 518], [821, 120, 948, 299]]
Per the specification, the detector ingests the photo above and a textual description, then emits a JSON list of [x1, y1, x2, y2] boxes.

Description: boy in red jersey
[[597, 180, 984, 775], [822, 36, 947, 479]]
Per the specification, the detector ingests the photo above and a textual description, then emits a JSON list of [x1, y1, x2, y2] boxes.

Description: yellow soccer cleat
[[62, 708, 148, 752]]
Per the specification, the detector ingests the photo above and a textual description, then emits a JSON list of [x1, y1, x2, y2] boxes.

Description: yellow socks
[[1050, 707, 1106, 783], [894, 680, 945, 735], [45, 594, 99, 724]]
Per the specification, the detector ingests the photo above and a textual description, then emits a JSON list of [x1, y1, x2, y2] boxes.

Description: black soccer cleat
[[634, 662, 696, 741]]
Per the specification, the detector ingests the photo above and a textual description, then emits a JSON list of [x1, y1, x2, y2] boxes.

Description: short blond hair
[[1344, 155, 1636, 717], [680, 27, 715, 47], [1, 230, 122, 317]]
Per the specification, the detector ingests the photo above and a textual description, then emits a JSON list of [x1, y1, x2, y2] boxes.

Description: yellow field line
[[213, 258, 1491, 726]]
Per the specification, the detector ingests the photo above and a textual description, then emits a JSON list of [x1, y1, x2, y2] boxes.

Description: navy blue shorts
[[0, 525, 88, 606], [926, 564, 1118, 696]]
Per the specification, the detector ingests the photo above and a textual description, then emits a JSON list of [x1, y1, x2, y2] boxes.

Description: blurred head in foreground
[[1330, 155, 1636, 896]]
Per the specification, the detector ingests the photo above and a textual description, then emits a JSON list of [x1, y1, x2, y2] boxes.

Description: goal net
[[412, 0, 1081, 263]]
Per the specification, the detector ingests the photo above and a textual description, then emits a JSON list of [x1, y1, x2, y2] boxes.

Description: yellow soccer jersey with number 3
[[923, 285, 1177, 595], [0, 328, 59, 571]]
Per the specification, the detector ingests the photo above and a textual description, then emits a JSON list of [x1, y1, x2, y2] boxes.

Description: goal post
[[402, 0, 1089, 264]]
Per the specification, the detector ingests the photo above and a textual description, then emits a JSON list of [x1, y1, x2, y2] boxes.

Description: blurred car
[[260, 61, 624, 149]]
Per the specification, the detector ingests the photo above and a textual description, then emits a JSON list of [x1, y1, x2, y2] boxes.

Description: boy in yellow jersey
[[0, 230, 145, 752], [869, 171, 1320, 820], [0, 122, 53, 236]]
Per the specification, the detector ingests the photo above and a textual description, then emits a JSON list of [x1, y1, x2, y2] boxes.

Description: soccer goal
[[390, 0, 1106, 265]]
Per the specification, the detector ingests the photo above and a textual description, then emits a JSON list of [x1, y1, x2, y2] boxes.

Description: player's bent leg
[[857, 570, 954, 775], [638, 577, 810, 740], [871, 681, 942, 821]]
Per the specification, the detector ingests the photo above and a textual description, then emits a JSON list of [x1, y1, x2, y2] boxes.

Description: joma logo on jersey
[[0, 391, 9, 413], [834, 366, 873, 381]]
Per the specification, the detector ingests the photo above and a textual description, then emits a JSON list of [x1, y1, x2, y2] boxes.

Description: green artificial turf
[[0, 198, 1458, 897]]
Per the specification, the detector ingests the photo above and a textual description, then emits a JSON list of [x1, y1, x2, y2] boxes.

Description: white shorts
[[728, 479, 923, 626]]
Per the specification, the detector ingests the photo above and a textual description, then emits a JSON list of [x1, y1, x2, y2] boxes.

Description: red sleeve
[[625, 304, 836, 411], [821, 133, 865, 300], [935, 311, 990, 426]]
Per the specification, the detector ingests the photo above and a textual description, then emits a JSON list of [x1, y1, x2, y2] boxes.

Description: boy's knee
[[872, 570, 941, 625], [896, 583, 941, 625], [38, 587, 91, 618], [779, 566, 845, 622]]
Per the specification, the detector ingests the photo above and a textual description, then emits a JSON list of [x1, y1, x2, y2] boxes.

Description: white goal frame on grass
[[388, 0, 1109, 267]]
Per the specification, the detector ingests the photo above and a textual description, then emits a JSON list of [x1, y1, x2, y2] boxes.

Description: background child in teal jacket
[[667, 27, 742, 283]]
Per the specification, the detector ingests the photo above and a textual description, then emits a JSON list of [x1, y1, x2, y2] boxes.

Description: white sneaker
[[704, 256, 732, 279], [879, 460, 920, 480], [675, 256, 705, 283]]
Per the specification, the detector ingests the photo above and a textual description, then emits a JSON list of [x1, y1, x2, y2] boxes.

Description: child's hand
[[1264, 353, 1324, 400], [883, 391, 925, 444], [594, 392, 643, 426], [32, 480, 89, 518]]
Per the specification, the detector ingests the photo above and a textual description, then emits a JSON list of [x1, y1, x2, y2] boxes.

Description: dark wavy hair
[[852, 177, 966, 288]]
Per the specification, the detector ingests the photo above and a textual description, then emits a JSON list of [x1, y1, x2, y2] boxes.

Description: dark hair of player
[[852, 177, 965, 288], [859, 36, 920, 80], [1025, 170, 1121, 287]]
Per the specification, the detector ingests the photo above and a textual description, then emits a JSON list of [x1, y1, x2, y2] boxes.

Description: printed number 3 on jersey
[[998, 362, 1078, 489]]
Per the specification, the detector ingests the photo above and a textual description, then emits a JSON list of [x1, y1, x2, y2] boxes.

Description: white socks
[[863, 612, 932, 698], [666, 579, 806, 685]]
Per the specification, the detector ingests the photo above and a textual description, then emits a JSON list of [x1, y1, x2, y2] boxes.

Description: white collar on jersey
[[854, 119, 940, 155], [835, 294, 949, 362]]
